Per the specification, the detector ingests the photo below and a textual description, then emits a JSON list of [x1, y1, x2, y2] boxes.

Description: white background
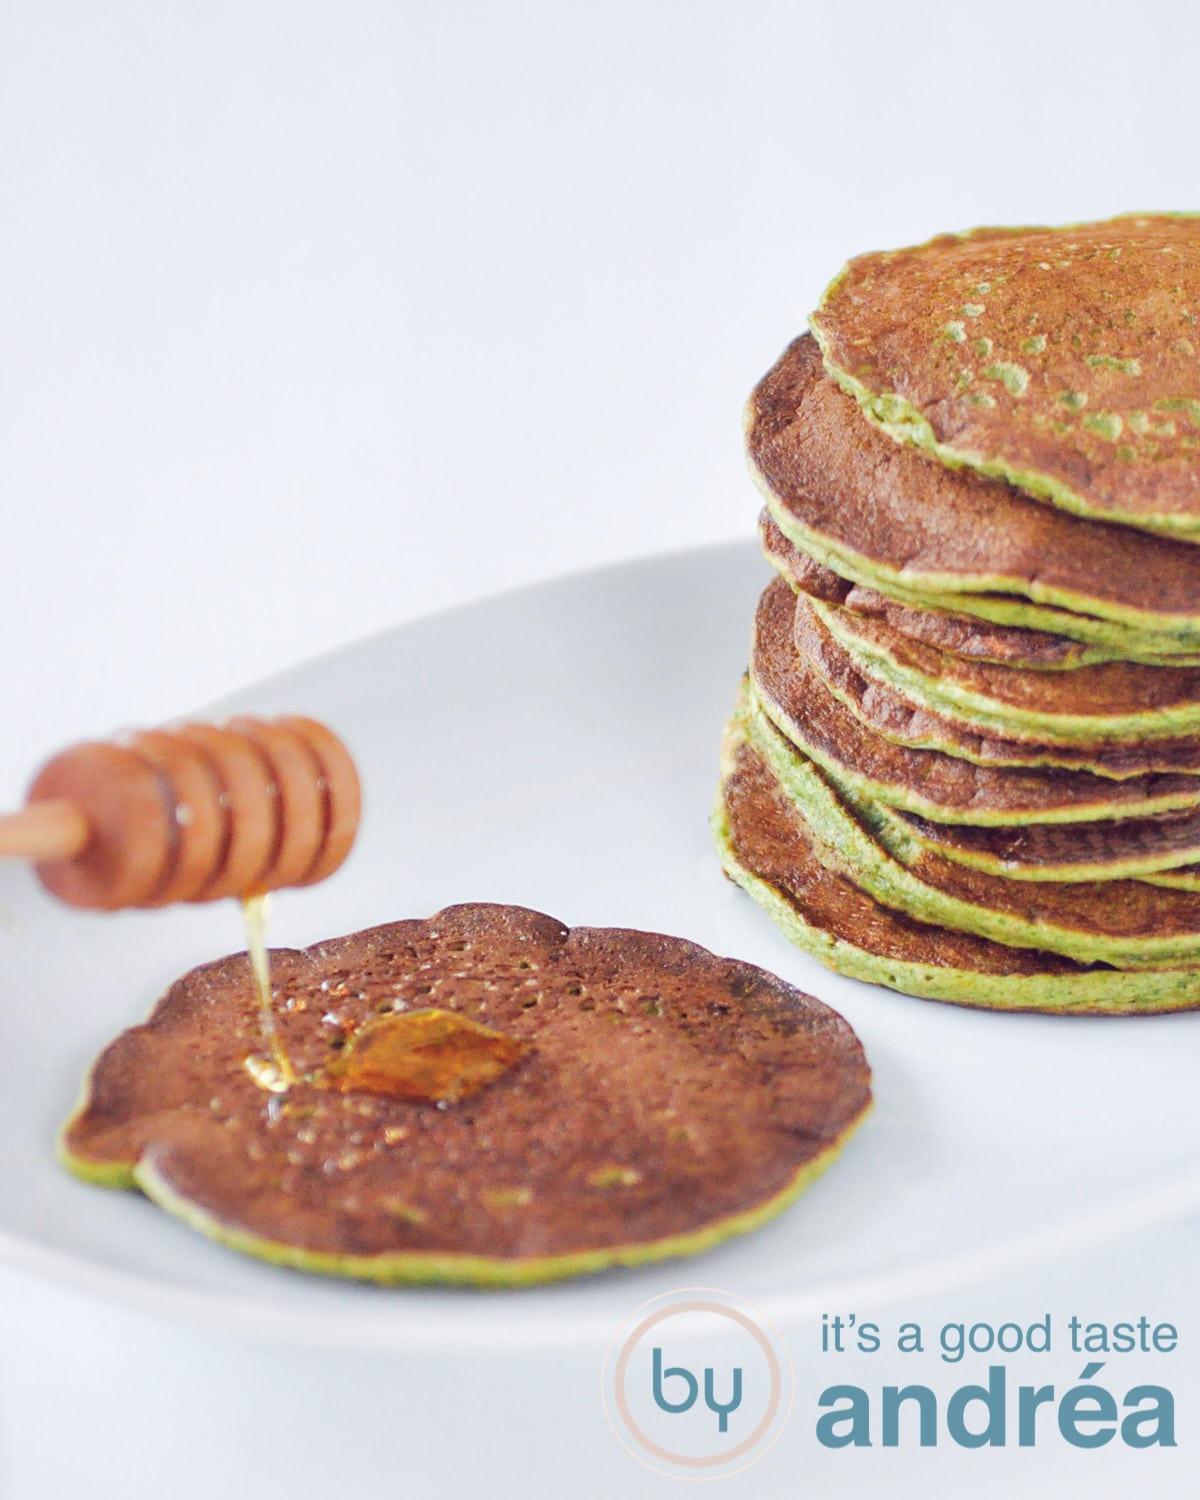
[[2, 3, 1199, 1496], [4, 0, 1198, 798]]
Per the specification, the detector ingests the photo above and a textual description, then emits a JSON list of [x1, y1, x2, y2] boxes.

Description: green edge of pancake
[[792, 596, 1200, 778], [714, 816, 1200, 1014], [809, 305, 1200, 544], [813, 599, 1200, 744], [759, 519, 1187, 668], [758, 480, 1200, 655], [714, 729, 1200, 1016], [1142, 868, 1200, 891], [55, 1114, 868, 1289], [741, 698, 1200, 969], [751, 674, 1200, 830], [895, 817, 1200, 885], [54, 924, 873, 1288]]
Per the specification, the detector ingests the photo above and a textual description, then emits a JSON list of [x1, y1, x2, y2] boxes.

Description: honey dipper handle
[[0, 800, 90, 862]]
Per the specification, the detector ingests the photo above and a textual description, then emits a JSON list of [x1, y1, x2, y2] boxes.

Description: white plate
[[3, 542, 1200, 1353]]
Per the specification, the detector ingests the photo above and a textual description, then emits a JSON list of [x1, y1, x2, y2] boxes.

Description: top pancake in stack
[[715, 215, 1200, 1013], [810, 215, 1200, 538]]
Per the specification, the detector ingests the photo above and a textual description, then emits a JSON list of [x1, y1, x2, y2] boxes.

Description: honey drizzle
[[236, 897, 525, 1105], [322, 1008, 527, 1102], [241, 890, 295, 1092]]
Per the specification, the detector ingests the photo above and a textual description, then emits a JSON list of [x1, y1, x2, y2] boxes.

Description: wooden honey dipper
[[0, 717, 361, 910]]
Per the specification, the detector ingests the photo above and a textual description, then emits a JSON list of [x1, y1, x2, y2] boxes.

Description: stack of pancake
[[715, 214, 1200, 1013]]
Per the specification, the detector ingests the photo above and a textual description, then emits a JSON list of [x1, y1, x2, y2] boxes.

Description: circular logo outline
[[601, 1287, 795, 1480]]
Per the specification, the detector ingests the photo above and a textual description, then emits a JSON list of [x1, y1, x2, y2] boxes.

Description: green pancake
[[60, 905, 871, 1286], [1141, 865, 1200, 891], [715, 709, 1200, 1013], [741, 699, 1200, 970], [748, 335, 1200, 651], [895, 804, 1200, 884], [751, 579, 1200, 825], [810, 215, 1200, 539], [793, 590, 1200, 778], [814, 598, 1200, 745], [758, 514, 1186, 668]]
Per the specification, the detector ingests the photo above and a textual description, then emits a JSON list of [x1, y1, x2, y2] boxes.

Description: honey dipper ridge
[[0, 717, 360, 910]]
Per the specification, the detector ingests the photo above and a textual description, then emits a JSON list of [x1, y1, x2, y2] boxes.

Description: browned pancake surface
[[792, 591, 1200, 777], [866, 806, 1200, 946], [723, 736, 1086, 980], [63, 904, 870, 1268], [749, 335, 1200, 620], [810, 216, 1200, 531], [823, 600, 1200, 724], [900, 804, 1200, 874], [752, 579, 1200, 821], [761, 515, 1106, 668]]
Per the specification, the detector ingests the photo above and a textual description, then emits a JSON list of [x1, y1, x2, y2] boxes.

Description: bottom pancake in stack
[[713, 580, 1200, 1014]]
